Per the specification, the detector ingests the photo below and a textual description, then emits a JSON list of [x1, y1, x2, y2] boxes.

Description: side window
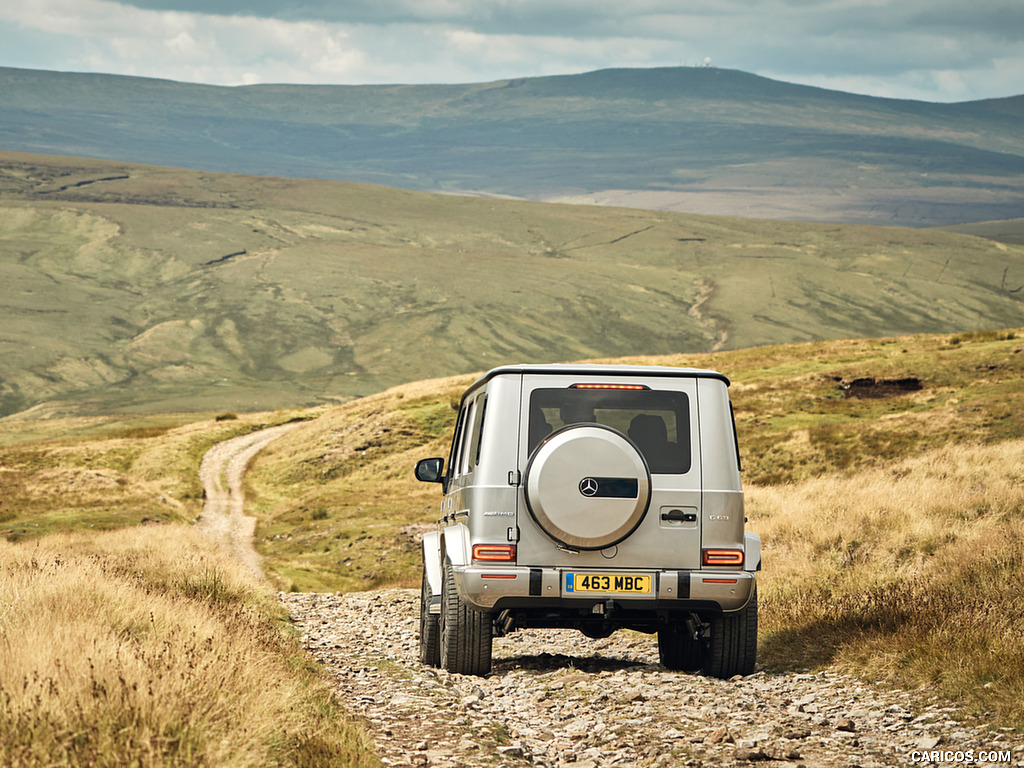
[[473, 395, 488, 466], [730, 401, 742, 472], [468, 397, 487, 468], [447, 402, 469, 481], [458, 398, 478, 477]]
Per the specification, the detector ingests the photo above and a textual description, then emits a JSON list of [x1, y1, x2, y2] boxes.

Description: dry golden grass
[[751, 439, 1024, 725], [0, 525, 378, 767]]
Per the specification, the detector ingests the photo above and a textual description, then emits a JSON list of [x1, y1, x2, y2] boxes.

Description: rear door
[[515, 373, 702, 570]]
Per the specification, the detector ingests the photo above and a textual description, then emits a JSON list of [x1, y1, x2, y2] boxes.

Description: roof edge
[[466, 363, 730, 395]]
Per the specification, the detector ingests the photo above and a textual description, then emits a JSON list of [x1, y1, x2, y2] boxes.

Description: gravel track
[[281, 589, 1020, 768]]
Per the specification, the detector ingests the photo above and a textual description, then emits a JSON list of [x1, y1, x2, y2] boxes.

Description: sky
[[1, 0, 1022, 103]]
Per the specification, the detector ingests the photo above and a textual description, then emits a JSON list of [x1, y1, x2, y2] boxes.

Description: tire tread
[[440, 557, 492, 676], [419, 559, 440, 667], [702, 588, 758, 679]]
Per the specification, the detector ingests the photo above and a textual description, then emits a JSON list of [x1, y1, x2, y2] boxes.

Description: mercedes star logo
[[579, 477, 599, 497]]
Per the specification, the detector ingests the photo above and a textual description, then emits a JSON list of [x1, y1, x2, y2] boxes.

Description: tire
[[702, 587, 758, 679], [419, 557, 440, 667], [657, 621, 704, 672], [439, 557, 493, 676]]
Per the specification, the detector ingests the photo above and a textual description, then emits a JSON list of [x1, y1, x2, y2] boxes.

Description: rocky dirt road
[[197, 428, 1019, 768], [281, 590, 1020, 768]]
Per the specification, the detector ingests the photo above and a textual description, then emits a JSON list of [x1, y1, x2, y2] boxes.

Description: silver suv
[[415, 364, 759, 677]]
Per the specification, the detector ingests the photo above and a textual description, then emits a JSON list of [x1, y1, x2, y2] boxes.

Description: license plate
[[565, 573, 652, 594]]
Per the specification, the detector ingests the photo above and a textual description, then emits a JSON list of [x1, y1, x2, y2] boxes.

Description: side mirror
[[415, 457, 445, 484]]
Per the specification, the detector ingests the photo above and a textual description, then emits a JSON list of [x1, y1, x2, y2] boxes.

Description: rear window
[[528, 387, 691, 474]]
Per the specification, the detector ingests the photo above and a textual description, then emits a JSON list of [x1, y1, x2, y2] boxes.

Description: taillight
[[472, 544, 516, 562], [702, 548, 744, 567]]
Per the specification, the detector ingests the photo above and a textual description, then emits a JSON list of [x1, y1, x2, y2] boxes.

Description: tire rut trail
[[196, 422, 302, 578]]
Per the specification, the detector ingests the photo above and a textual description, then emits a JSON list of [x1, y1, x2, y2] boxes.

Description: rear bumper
[[452, 565, 755, 613]]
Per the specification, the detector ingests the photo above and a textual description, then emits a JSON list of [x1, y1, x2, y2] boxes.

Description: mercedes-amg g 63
[[414, 364, 759, 677]]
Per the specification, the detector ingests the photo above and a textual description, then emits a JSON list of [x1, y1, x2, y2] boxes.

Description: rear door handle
[[661, 510, 698, 523]]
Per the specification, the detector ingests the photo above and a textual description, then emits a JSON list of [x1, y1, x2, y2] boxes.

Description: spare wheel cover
[[524, 424, 651, 550]]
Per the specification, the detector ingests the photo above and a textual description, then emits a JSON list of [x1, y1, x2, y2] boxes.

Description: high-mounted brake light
[[702, 548, 744, 567], [570, 383, 649, 390], [472, 544, 516, 562]]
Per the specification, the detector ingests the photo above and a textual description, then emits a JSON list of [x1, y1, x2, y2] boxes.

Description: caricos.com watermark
[[909, 749, 1013, 765]]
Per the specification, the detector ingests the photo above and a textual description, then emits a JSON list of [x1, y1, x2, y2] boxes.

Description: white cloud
[[768, 59, 1024, 104], [0, 0, 1020, 99], [165, 30, 202, 58], [0, 0, 368, 84]]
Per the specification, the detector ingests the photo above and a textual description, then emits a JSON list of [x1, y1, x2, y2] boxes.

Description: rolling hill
[[2, 66, 1023, 226], [2, 151, 1024, 419]]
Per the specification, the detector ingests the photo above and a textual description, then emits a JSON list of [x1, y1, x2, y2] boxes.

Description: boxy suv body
[[415, 364, 759, 677]]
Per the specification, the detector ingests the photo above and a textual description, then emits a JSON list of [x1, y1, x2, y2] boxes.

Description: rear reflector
[[702, 578, 738, 584], [472, 544, 516, 562], [702, 548, 744, 567], [480, 573, 518, 580], [570, 383, 649, 390]]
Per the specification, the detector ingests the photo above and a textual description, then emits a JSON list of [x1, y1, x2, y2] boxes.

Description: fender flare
[[441, 522, 471, 567], [422, 531, 442, 599], [744, 531, 762, 572]]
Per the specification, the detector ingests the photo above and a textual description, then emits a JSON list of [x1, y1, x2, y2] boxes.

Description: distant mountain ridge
[[2, 65, 1023, 226], [3, 151, 1024, 418]]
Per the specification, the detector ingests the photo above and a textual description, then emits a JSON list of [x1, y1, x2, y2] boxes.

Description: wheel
[[419, 557, 440, 667], [702, 587, 758, 678], [439, 557, 493, 676], [657, 621, 704, 672]]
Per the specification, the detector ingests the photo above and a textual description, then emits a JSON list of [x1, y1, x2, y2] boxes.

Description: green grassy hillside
[[944, 217, 1024, 245], [3, 66, 1023, 226], [3, 151, 1024, 418]]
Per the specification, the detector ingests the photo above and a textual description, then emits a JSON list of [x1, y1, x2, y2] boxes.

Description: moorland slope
[[3, 66, 1023, 226], [3, 151, 1024, 418]]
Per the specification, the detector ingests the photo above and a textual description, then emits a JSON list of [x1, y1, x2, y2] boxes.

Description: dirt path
[[686, 278, 729, 352], [196, 422, 302, 578]]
